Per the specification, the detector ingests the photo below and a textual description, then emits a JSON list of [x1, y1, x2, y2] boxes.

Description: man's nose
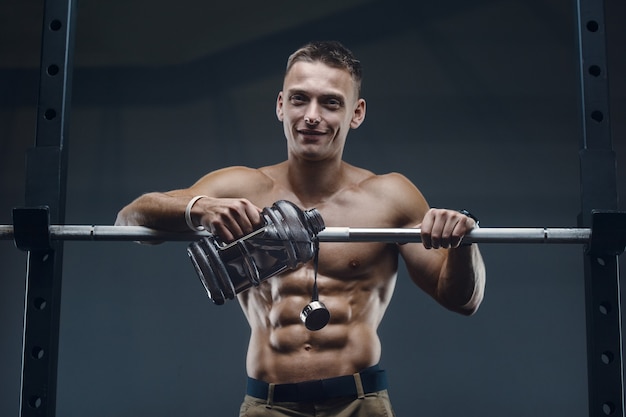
[[304, 102, 321, 125]]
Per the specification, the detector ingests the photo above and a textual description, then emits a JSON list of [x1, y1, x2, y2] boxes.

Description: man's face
[[276, 61, 366, 162]]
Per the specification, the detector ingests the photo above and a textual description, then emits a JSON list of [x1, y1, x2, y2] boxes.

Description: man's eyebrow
[[286, 89, 346, 105], [286, 88, 308, 96], [320, 93, 344, 101]]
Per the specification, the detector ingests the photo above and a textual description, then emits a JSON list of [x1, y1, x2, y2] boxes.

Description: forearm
[[437, 244, 486, 315], [116, 190, 264, 244], [115, 192, 191, 231]]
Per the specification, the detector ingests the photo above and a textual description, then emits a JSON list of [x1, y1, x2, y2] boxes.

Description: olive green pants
[[239, 390, 396, 417]]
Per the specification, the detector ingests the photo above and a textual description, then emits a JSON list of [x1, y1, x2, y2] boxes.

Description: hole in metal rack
[[588, 65, 601, 77], [49, 19, 62, 31], [44, 109, 57, 120], [602, 401, 615, 415], [599, 302, 611, 315], [31, 346, 45, 360], [586, 20, 599, 32], [601, 351, 614, 365], [28, 396, 42, 409], [33, 297, 47, 311], [591, 110, 604, 122], [47, 64, 59, 76]]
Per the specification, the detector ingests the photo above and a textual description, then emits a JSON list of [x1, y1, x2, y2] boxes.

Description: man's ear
[[350, 98, 366, 129], [276, 91, 284, 121]]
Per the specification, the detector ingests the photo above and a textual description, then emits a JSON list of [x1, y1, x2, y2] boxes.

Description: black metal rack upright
[[576, 0, 624, 415]]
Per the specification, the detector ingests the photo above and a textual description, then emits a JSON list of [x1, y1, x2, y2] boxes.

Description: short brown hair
[[286, 41, 363, 96]]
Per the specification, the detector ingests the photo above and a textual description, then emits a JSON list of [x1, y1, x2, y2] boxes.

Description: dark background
[[1, 0, 625, 416]]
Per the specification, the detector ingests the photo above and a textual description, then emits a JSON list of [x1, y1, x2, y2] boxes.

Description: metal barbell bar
[[0, 224, 592, 244]]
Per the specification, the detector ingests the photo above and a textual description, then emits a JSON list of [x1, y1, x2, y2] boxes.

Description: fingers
[[420, 208, 477, 249], [198, 198, 263, 242]]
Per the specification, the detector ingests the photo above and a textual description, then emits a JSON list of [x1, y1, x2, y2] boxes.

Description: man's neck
[[285, 158, 346, 207]]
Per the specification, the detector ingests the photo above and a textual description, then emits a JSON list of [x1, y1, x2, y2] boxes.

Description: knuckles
[[421, 208, 473, 249], [202, 198, 262, 241]]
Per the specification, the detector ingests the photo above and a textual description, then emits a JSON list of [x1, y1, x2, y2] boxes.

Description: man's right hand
[[193, 197, 263, 242]]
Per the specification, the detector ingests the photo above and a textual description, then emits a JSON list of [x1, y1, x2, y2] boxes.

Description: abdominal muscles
[[243, 255, 395, 383]]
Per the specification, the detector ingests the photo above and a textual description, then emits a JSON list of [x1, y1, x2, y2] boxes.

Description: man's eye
[[326, 99, 342, 109], [290, 95, 306, 104]]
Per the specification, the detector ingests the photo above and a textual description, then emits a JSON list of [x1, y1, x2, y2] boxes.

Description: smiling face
[[276, 61, 366, 162]]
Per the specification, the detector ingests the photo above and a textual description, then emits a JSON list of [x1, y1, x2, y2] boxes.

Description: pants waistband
[[246, 365, 388, 403]]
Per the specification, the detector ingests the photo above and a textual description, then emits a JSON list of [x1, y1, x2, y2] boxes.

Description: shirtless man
[[116, 41, 486, 416]]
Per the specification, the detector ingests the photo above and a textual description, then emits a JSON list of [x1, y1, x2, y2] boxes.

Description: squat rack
[[9, 0, 625, 416]]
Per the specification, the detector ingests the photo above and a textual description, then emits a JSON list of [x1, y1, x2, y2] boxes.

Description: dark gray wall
[[2, 0, 625, 416]]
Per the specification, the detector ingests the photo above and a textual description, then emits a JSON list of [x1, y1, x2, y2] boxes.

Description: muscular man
[[116, 41, 486, 416]]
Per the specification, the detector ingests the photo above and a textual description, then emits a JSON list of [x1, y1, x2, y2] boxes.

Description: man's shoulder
[[359, 171, 421, 194], [355, 171, 429, 222], [339, 163, 422, 197], [207, 165, 273, 183], [194, 165, 274, 197], [215, 165, 264, 176]]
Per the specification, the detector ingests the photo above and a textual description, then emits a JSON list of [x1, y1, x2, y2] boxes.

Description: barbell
[[0, 224, 593, 244]]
